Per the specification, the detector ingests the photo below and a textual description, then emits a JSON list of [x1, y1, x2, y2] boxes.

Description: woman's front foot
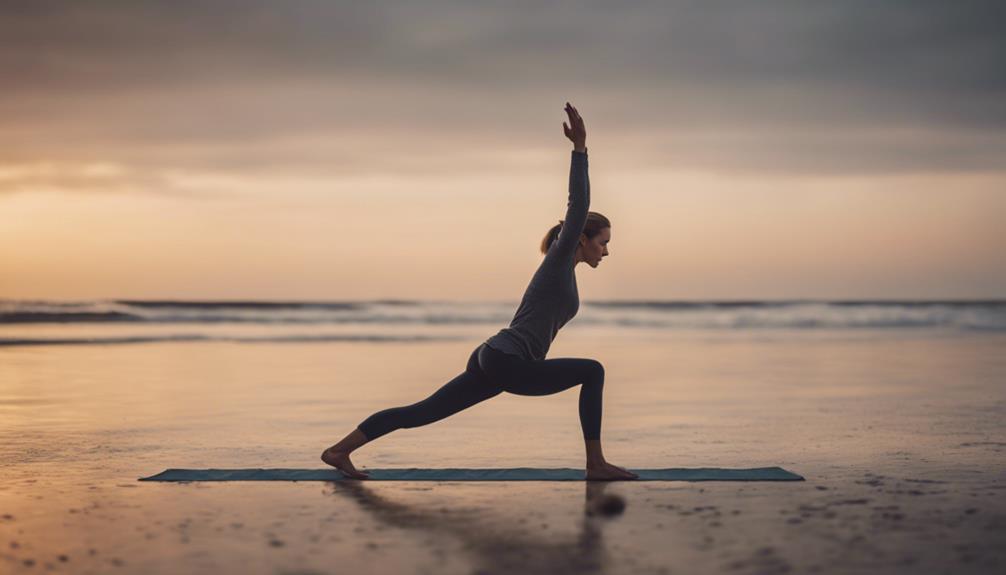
[[585, 461, 639, 481], [321, 448, 370, 479]]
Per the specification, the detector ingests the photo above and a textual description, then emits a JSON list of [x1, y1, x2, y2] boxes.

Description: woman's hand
[[563, 102, 587, 153]]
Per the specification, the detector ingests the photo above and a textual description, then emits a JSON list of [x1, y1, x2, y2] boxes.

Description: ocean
[[2, 299, 1004, 346]]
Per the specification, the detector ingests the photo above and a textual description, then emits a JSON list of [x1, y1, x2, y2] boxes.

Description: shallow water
[[2, 329, 1004, 573]]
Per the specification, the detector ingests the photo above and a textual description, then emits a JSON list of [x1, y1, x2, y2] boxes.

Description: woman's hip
[[474, 342, 525, 378]]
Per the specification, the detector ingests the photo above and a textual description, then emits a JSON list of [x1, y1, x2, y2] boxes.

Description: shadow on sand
[[324, 480, 628, 574]]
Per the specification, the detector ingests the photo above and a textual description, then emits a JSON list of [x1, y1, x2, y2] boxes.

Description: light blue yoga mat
[[139, 467, 803, 482]]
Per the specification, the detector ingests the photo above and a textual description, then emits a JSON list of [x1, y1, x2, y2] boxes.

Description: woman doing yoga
[[322, 103, 638, 481]]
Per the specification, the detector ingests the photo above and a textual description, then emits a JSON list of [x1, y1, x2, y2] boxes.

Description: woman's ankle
[[329, 428, 370, 454], [585, 439, 605, 466]]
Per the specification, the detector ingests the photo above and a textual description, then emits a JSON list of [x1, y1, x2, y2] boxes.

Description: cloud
[[0, 161, 234, 197], [1, 0, 1004, 180]]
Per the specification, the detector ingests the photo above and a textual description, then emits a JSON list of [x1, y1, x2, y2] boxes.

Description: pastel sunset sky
[[2, 1, 1004, 301]]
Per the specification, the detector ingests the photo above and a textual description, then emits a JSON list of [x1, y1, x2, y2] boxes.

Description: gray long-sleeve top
[[484, 150, 590, 360]]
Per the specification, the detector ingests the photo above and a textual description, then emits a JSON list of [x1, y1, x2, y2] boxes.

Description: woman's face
[[580, 227, 611, 268]]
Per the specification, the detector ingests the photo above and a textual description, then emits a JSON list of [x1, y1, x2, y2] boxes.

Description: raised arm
[[542, 103, 590, 267]]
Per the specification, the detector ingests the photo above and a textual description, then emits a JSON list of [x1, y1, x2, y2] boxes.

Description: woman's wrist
[[573, 144, 587, 153]]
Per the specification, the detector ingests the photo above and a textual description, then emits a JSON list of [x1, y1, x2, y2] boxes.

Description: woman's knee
[[585, 359, 604, 384]]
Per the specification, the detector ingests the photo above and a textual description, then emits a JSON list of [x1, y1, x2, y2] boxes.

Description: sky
[[1, 0, 1004, 301]]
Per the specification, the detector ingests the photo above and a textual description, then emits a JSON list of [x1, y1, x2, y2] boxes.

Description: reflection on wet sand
[[325, 481, 626, 574]]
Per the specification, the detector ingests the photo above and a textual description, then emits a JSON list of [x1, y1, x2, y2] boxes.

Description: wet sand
[[1, 330, 1004, 573]]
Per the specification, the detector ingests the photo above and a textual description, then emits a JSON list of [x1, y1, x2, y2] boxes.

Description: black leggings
[[357, 343, 605, 441]]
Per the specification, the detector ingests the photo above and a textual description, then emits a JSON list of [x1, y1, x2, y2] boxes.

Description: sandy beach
[[2, 327, 1004, 574]]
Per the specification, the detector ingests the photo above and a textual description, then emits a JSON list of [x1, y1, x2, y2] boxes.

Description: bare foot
[[321, 448, 370, 479], [585, 461, 639, 481]]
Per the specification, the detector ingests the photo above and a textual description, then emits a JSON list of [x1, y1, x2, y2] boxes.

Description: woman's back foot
[[321, 448, 371, 479], [585, 461, 639, 481]]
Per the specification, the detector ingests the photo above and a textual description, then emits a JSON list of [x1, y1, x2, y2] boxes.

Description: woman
[[322, 103, 638, 481]]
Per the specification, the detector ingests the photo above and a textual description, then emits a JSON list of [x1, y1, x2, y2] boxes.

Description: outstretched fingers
[[563, 102, 586, 146], [564, 103, 580, 125]]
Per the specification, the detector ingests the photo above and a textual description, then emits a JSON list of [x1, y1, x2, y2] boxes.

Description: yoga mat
[[140, 467, 804, 482]]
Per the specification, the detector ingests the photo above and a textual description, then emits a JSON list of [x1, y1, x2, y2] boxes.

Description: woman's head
[[540, 211, 611, 268]]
